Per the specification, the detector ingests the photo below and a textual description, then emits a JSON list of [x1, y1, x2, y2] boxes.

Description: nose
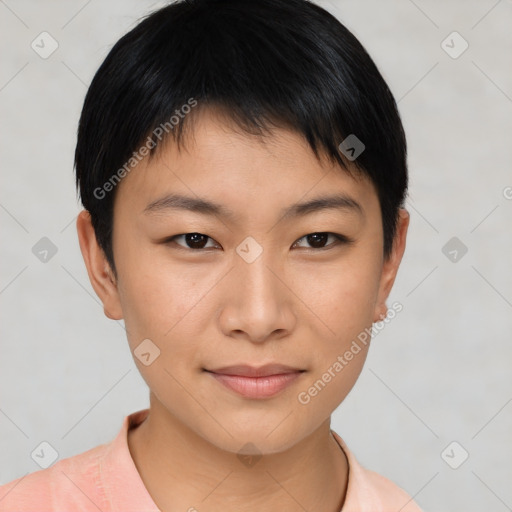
[[217, 252, 297, 344]]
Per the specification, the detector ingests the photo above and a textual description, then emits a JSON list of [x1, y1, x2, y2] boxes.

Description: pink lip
[[205, 364, 305, 399]]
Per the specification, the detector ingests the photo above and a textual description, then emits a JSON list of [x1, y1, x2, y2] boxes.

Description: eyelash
[[165, 232, 353, 251]]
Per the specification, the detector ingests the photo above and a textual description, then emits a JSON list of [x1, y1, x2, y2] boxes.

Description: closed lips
[[205, 364, 305, 377]]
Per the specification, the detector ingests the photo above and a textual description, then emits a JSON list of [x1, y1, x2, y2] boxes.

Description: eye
[[168, 232, 220, 250], [292, 232, 352, 250], [165, 232, 352, 251]]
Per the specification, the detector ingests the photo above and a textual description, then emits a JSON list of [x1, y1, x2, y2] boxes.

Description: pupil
[[187, 233, 208, 249], [307, 233, 327, 248]]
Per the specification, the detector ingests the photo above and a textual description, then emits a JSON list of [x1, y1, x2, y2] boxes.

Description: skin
[[77, 107, 409, 512]]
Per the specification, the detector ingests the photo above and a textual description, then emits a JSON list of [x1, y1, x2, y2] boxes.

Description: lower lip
[[207, 371, 303, 399]]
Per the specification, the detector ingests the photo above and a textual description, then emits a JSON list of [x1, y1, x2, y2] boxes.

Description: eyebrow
[[143, 193, 363, 220]]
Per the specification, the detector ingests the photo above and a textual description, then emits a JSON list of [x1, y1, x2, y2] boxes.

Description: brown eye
[[170, 233, 219, 250], [306, 233, 329, 248], [292, 232, 350, 249]]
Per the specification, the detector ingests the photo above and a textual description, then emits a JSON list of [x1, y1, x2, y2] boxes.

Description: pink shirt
[[0, 409, 422, 511]]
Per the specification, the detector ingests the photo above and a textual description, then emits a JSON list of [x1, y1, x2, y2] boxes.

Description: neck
[[128, 397, 349, 512]]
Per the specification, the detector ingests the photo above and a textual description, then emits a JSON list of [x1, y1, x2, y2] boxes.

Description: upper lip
[[206, 364, 305, 377]]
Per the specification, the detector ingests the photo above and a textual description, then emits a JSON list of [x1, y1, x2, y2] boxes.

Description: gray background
[[1, 1, 511, 511]]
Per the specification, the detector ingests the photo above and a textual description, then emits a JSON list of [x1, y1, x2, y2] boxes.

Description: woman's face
[[104, 108, 407, 454]]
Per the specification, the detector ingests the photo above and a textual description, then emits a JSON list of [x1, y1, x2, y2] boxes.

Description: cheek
[[292, 253, 381, 339], [116, 249, 217, 355], [292, 257, 378, 414], [290, 248, 381, 402], [116, 260, 209, 401]]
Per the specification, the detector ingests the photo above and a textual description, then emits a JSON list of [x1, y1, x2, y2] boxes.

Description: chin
[[191, 414, 316, 457]]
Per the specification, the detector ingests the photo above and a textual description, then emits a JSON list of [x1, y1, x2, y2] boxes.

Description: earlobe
[[374, 305, 388, 323], [373, 208, 410, 323], [76, 210, 124, 320]]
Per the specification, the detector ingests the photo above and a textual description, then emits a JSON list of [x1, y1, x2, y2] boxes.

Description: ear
[[76, 210, 123, 320], [373, 208, 410, 322]]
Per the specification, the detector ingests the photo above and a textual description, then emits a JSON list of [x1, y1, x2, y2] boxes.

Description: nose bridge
[[219, 240, 294, 341], [234, 245, 282, 311]]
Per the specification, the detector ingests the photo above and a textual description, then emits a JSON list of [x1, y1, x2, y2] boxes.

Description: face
[[79, 108, 408, 455]]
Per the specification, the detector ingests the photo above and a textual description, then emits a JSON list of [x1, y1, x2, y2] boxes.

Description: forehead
[[113, 108, 378, 220]]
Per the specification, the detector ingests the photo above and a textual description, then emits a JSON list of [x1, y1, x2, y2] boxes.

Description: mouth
[[203, 364, 306, 399]]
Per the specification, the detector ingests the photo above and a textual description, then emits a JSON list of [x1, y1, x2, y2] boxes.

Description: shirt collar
[[100, 408, 159, 511], [100, 408, 377, 512]]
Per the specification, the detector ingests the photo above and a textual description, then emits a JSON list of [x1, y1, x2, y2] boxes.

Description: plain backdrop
[[1, 1, 511, 511]]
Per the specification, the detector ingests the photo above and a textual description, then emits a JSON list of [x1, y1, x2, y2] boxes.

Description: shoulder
[[331, 431, 423, 512], [356, 465, 423, 512], [0, 442, 108, 511]]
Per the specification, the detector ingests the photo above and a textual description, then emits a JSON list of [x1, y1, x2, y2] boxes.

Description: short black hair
[[75, 0, 408, 277]]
